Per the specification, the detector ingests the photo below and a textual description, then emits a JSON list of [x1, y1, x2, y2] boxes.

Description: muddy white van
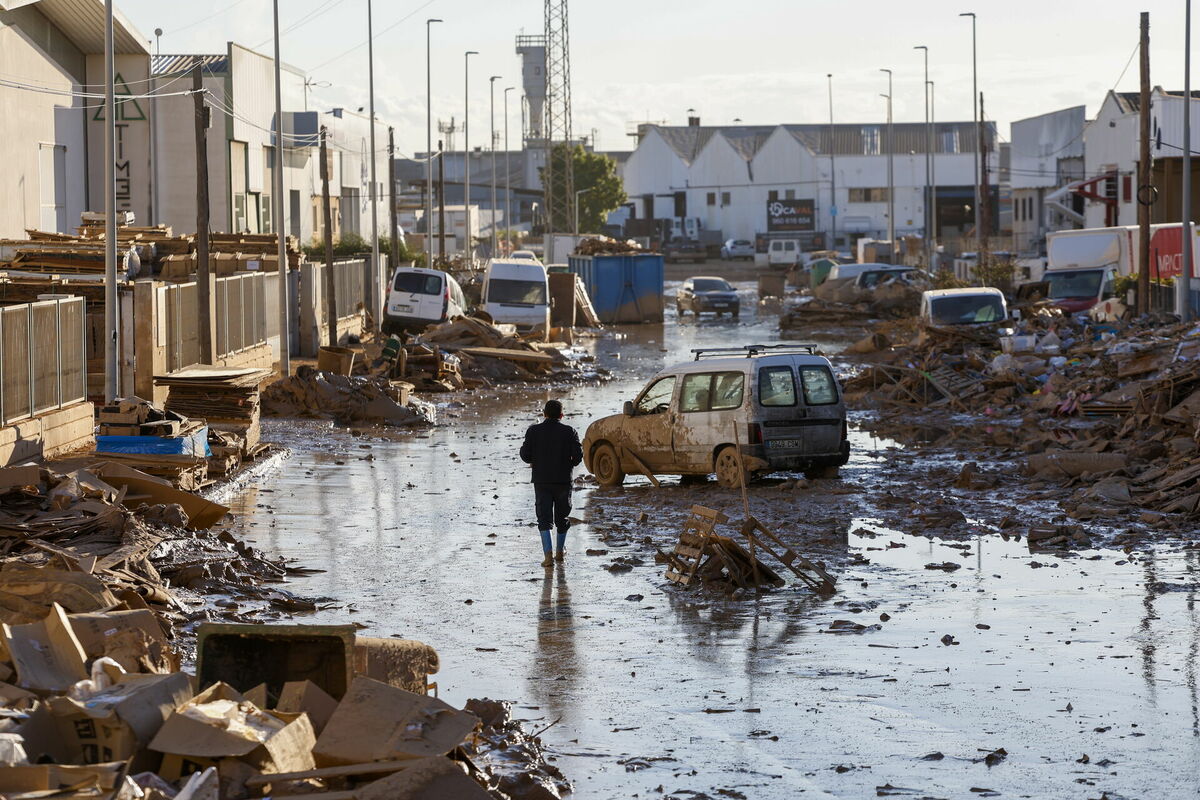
[[583, 345, 849, 487], [383, 267, 466, 334]]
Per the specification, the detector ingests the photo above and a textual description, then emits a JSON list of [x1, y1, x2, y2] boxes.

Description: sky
[[115, 0, 1184, 158]]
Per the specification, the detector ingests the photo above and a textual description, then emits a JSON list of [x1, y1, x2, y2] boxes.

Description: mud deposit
[[225, 284, 1200, 799]]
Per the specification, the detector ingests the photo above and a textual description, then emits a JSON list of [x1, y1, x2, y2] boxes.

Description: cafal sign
[[766, 199, 814, 232]]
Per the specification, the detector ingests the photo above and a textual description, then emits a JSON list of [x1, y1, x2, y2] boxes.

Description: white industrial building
[[1009, 106, 1086, 253], [620, 120, 997, 252]]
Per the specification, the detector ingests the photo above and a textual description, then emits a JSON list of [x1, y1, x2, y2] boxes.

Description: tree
[[539, 143, 627, 234]]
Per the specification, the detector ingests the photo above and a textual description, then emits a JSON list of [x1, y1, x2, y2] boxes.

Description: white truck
[[1044, 223, 1198, 313]]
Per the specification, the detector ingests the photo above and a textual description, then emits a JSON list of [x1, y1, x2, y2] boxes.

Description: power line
[[307, 0, 439, 72], [170, 0, 257, 35]]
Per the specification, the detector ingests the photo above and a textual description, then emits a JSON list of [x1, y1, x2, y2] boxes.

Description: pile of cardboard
[[412, 317, 588, 386], [573, 236, 643, 256], [95, 398, 211, 490], [157, 366, 271, 460], [209, 233, 304, 270], [98, 397, 197, 440], [262, 367, 435, 428]]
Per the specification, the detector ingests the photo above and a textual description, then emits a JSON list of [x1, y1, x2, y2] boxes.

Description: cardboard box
[[276, 680, 338, 735], [140, 420, 182, 437], [42, 671, 192, 767], [98, 424, 142, 437], [0, 762, 128, 796], [160, 254, 197, 281], [355, 757, 492, 800], [0, 565, 119, 623], [69, 609, 174, 674], [213, 253, 239, 276], [313, 677, 478, 766], [1, 603, 87, 693], [150, 683, 315, 778]]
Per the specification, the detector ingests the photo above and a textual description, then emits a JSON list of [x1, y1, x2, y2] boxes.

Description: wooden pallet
[[664, 505, 728, 586], [740, 516, 836, 595]]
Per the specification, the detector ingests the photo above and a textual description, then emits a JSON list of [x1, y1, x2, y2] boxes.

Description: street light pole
[[880, 68, 895, 249], [272, 0, 290, 375], [504, 86, 514, 254], [366, 0, 381, 327], [1183, 0, 1194, 320], [464, 50, 478, 264], [574, 187, 593, 236], [827, 73, 836, 252], [929, 79, 938, 269], [103, 0, 117, 400], [961, 11, 980, 253], [489, 75, 501, 259], [425, 18, 441, 268], [915, 45, 931, 269]]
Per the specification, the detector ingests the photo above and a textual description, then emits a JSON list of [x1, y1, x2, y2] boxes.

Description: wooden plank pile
[[156, 366, 272, 458], [96, 397, 211, 490]]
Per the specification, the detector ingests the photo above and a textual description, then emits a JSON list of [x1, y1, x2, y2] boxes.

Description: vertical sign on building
[[86, 55, 152, 223]]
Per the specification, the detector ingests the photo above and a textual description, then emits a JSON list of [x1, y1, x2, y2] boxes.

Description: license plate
[[712, 303, 730, 308], [392, 304, 413, 313], [767, 439, 802, 449]]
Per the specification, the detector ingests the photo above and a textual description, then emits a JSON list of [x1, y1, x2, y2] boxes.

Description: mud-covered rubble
[[780, 269, 932, 331], [263, 366, 436, 428]]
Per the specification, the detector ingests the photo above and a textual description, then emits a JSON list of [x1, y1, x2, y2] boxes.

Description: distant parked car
[[853, 267, 932, 289], [721, 239, 755, 260], [383, 267, 467, 334], [664, 239, 707, 264], [677, 276, 740, 318], [920, 288, 1008, 325]]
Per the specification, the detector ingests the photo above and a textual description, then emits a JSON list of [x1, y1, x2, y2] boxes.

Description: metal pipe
[[367, 0, 380, 325], [490, 75, 501, 259], [880, 68, 894, 248], [426, 18, 442, 268], [929, 79, 938, 268], [272, 0, 290, 375], [504, 86, 514, 254], [961, 12, 980, 252], [464, 50, 478, 264], [915, 45, 931, 268], [103, 0, 117, 401], [1184, 0, 1194, 320], [827, 73, 836, 250]]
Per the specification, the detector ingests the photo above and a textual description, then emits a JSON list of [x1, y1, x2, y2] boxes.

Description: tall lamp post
[[574, 187, 594, 236], [915, 45, 932, 269], [272, 0, 290, 374], [489, 75, 501, 258], [1183, 0, 1194, 320], [366, 0, 381, 326], [425, 18, 441, 267], [504, 86, 515, 253], [960, 11, 980, 253], [880, 68, 895, 248], [463, 51, 478, 264], [827, 73, 836, 252], [929, 79, 938, 269]]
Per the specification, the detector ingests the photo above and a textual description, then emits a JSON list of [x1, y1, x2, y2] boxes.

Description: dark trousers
[[534, 483, 572, 534]]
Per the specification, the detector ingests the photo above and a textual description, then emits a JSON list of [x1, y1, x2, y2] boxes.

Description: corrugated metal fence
[[0, 297, 86, 426], [164, 272, 269, 373], [332, 259, 366, 318]]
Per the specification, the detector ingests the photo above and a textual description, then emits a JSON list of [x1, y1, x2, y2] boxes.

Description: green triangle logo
[[92, 73, 147, 122]]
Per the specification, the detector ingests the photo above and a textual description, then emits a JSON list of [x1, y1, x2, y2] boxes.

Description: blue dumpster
[[568, 253, 664, 324]]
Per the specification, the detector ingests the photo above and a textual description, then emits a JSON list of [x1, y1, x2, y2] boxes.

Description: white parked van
[[482, 259, 550, 333], [382, 267, 466, 334], [767, 239, 801, 270]]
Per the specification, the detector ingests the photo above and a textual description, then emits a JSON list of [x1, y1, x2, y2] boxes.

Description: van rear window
[[394, 272, 441, 295], [680, 372, 744, 412], [800, 366, 838, 405], [758, 366, 796, 407]]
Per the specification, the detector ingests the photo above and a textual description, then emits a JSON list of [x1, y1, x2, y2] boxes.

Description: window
[[707, 192, 716, 206], [680, 372, 745, 413], [799, 366, 838, 405], [636, 376, 676, 414], [768, 190, 779, 202], [861, 125, 881, 155], [692, 278, 732, 292], [487, 278, 546, 305], [394, 271, 442, 294], [759, 366, 797, 407], [939, 129, 960, 154], [721, 191, 731, 207], [785, 189, 795, 200], [848, 188, 889, 203]]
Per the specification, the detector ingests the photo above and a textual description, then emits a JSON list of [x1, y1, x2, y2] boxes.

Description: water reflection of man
[[520, 400, 583, 568]]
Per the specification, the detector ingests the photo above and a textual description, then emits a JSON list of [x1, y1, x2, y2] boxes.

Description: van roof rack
[[692, 344, 820, 361]]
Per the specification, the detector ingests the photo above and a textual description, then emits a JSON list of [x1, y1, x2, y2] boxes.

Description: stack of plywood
[[156, 366, 272, 457]]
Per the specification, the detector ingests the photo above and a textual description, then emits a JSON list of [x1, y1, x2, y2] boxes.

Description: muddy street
[[224, 287, 1200, 799]]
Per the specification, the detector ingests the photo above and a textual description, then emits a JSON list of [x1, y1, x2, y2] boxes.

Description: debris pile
[[157, 366, 271, 459], [781, 269, 932, 331], [262, 366, 435, 427], [412, 317, 600, 386], [573, 236, 644, 256], [95, 398, 211, 491]]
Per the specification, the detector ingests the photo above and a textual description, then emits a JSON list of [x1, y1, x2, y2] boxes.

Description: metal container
[[568, 253, 665, 324]]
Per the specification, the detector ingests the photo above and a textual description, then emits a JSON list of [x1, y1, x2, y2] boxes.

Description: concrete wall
[[0, 9, 88, 238], [151, 69, 230, 233], [0, 401, 94, 467], [621, 129, 689, 219], [1084, 94, 1138, 229], [85, 53, 153, 224]]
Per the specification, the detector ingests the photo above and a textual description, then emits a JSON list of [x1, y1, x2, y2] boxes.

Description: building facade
[[1009, 106, 1086, 254]]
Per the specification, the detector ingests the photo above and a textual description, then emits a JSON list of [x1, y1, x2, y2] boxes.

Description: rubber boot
[[554, 530, 567, 562], [540, 530, 553, 567]]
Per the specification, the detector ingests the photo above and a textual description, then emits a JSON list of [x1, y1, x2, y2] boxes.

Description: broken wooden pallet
[[740, 516, 836, 595], [664, 505, 728, 586]]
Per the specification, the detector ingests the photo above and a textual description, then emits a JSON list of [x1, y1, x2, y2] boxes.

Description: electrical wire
[[306, 0, 439, 72], [252, 0, 351, 49], [0, 77, 199, 101]]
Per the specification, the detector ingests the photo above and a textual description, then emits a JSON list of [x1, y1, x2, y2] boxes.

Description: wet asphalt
[[225, 277, 1200, 799]]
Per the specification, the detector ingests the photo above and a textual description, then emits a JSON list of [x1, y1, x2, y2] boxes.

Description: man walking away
[[520, 400, 583, 567]]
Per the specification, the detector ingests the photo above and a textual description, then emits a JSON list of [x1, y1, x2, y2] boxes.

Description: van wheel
[[714, 446, 749, 489], [592, 444, 626, 487]]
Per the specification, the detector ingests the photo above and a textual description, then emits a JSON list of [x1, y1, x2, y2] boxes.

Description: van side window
[[759, 366, 797, 407], [636, 376, 676, 414], [799, 366, 838, 405], [680, 372, 744, 412]]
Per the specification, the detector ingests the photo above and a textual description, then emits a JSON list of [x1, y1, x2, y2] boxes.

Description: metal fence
[[163, 282, 200, 374], [0, 297, 86, 426], [332, 259, 367, 319], [215, 272, 267, 358]]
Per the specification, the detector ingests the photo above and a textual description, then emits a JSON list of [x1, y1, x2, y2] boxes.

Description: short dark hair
[[544, 400, 563, 418]]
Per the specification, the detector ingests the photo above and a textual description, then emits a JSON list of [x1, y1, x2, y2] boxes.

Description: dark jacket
[[520, 418, 583, 484]]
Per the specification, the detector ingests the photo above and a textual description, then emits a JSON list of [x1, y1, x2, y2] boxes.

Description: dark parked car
[[664, 239, 707, 264], [677, 276, 740, 318]]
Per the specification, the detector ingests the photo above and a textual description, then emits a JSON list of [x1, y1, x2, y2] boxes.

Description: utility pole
[[504, 86, 514, 254], [979, 92, 991, 269], [827, 73, 836, 251], [367, 0, 380, 325], [388, 126, 398, 267], [961, 12, 981, 256], [1138, 11, 1151, 315], [103, 0, 117, 401], [880, 68, 895, 250], [1183, 0, 1194, 321], [916, 45, 932, 269], [425, 18, 442, 270], [464, 51, 478, 263], [272, 0, 290, 375], [490, 75, 501, 258], [437, 138, 447, 262], [192, 63, 213, 364], [320, 126, 336, 346], [929, 79, 938, 269]]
